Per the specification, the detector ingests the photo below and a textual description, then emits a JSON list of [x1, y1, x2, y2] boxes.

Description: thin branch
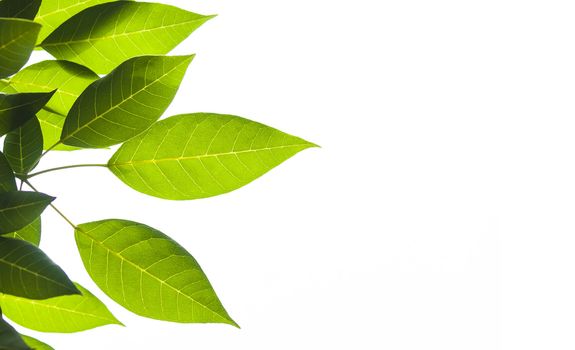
[[23, 180, 77, 229], [26, 164, 108, 179]]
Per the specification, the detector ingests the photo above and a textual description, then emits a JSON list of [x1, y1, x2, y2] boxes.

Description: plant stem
[[23, 180, 78, 229], [41, 141, 63, 158], [26, 164, 108, 179]]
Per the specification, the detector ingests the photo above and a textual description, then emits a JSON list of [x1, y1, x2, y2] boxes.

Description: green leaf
[[108, 113, 317, 200], [35, 0, 125, 44], [0, 152, 16, 193], [37, 109, 79, 151], [4, 117, 43, 175], [0, 283, 123, 333], [0, 0, 42, 20], [20, 335, 54, 350], [0, 18, 41, 79], [0, 191, 53, 234], [60, 55, 193, 149], [0, 236, 80, 299], [41, 2, 213, 74], [0, 311, 30, 350], [0, 91, 55, 136], [75, 219, 237, 326], [5, 218, 41, 246], [0, 80, 16, 93]]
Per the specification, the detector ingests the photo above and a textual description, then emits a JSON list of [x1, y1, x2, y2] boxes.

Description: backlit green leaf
[[0, 18, 41, 79], [0, 0, 42, 20], [0, 80, 16, 93], [0, 310, 29, 350], [60, 55, 193, 149], [0, 152, 16, 193], [108, 113, 317, 200], [0, 191, 53, 234], [0, 91, 55, 136], [37, 109, 79, 151], [75, 219, 237, 326], [0, 283, 122, 333], [4, 117, 43, 175], [20, 335, 54, 350], [0, 237, 80, 299], [5, 218, 40, 246], [35, 0, 125, 44], [41, 2, 213, 74]]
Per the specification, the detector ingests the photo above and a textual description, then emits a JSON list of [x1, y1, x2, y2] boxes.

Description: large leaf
[[20, 336, 53, 350], [0, 0, 42, 20], [0, 91, 55, 136], [108, 113, 317, 200], [75, 219, 237, 326], [59, 55, 193, 149], [0, 18, 41, 79], [0, 283, 122, 333], [0, 311, 29, 350], [0, 151, 16, 193], [5, 218, 41, 246], [0, 191, 53, 234], [41, 2, 213, 74], [35, 0, 124, 44], [4, 117, 43, 175], [0, 237, 80, 299]]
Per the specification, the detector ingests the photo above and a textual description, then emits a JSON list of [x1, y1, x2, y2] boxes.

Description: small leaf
[[20, 335, 54, 350], [5, 218, 41, 246], [0, 152, 16, 193], [0, 310, 30, 350], [0, 91, 55, 136], [41, 2, 213, 73], [35, 0, 125, 44], [0, 0, 42, 20], [0, 283, 123, 333], [60, 55, 193, 148], [0, 191, 53, 234], [108, 113, 318, 200], [0, 18, 41, 79], [0, 237, 80, 299], [4, 117, 43, 175], [75, 219, 237, 326]]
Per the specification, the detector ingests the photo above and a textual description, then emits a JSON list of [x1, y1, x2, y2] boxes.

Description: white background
[[12, 0, 575, 349]]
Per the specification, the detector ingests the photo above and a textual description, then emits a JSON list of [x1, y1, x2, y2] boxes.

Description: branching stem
[[26, 164, 108, 179], [23, 180, 78, 230]]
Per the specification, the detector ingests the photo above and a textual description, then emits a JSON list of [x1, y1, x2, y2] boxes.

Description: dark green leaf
[[0, 191, 53, 234], [0, 152, 16, 193], [0, 237, 80, 299], [60, 55, 193, 149], [0, 91, 55, 136], [75, 219, 237, 326], [20, 335, 54, 350], [5, 218, 40, 246], [0, 283, 122, 333], [108, 113, 318, 200], [0, 310, 30, 350], [0, 18, 41, 79], [4, 117, 43, 175], [41, 2, 213, 74], [0, 0, 42, 20]]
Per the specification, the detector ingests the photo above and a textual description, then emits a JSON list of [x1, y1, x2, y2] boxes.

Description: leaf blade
[[0, 91, 55, 136], [0, 311, 30, 350], [4, 117, 43, 175], [20, 335, 54, 350], [5, 218, 41, 246], [0, 0, 42, 20], [0, 151, 17, 193], [0, 18, 41, 79], [0, 191, 53, 234]]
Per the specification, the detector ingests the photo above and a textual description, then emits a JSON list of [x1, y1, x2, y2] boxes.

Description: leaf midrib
[[0, 256, 71, 291]]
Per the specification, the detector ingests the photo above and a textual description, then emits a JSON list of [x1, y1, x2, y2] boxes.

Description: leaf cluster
[[0, 0, 315, 347]]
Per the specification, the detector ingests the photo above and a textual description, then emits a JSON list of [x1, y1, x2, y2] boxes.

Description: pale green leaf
[[0, 0, 42, 20], [0, 191, 53, 234], [0, 151, 16, 193], [0, 237, 80, 299], [0, 311, 29, 350], [0, 283, 122, 333], [0, 18, 41, 79], [0, 91, 55, 136], [75, 219, 237, 326], [108, 113, 317, 200], [37, 109, 79, 151], [0, 80, 16, 93], [5, 218, 40, 246], [41, 2, 213, 74], [20, 335, 54, 350], [35, 0, 125, 44], [4, 117, 43, 175], [60, 55, 193, 149]]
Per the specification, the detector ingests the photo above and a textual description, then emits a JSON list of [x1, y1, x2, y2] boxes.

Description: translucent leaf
[[75, 219, 237, 326], [60, 55, 193, 149], [4, 117, 43, 175], [0, 91, 55, 136], [108, 113, 317, 200], [0, 0, 42, 20], [20, 335, 54, 350], [0, 283, 122, 333], [0, 18, 40, 79], [0, 152, 16, 193], [0, 191, 52, 234], [0, 310, 29, 350], [0, 237, 80, 299], [5, 218, 41, 246], [41, 2, 213, 74]]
